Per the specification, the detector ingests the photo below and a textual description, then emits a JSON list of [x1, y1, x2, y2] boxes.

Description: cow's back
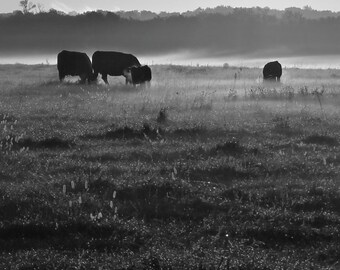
[[263, 61, 282, 80], [57, 50, 92, 77], [58, 50, 75, 75], [92, 51, 141, 76]]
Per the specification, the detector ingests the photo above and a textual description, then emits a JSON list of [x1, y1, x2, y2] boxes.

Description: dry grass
[[0, 64, 340, 269]]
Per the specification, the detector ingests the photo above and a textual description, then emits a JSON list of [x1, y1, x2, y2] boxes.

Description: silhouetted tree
[[19, 0, 36, 14], [36, 3, 45, 13], [282, 9, 303, 23]]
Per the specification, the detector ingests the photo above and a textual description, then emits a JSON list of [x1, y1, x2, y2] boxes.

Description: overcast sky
[[2, 0, 340, 13]]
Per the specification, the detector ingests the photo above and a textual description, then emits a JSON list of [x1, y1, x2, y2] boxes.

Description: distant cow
[[57, 50, 94, 83], [92, 51, 141, 84], [124, 65, 152, 86], [263, 61, 282, 82]]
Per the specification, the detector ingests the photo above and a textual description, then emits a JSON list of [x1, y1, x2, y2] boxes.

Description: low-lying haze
[[2, 53, 340, 69]]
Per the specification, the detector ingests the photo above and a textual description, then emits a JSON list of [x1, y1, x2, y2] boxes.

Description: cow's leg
[[79, 74, 87, 84], [90, 72, 98, 83], [59, 73, 65, 82], [123, 69, 132, 85], [102, 74, 109, 84], [125, 78, 134, 85], [140, 82, 146, 89]]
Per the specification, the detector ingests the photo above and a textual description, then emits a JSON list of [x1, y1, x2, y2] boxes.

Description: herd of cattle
[[57, 50, 282, 85], [57, 50, 152, 85]]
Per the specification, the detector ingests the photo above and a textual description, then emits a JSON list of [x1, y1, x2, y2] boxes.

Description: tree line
[[1, 5, 340, 58]]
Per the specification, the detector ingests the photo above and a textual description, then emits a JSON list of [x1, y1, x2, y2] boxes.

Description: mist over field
[[1, 6, 340, 67]]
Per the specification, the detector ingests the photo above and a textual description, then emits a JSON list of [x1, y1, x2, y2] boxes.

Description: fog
[[1, 52, 340, 69]]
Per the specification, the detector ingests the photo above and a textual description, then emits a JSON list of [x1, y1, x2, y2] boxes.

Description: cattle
[[57, 50, 95, 83], [263, 61, 282, 82], [124, 65, 152, 86], [92, 51, 141, 84]]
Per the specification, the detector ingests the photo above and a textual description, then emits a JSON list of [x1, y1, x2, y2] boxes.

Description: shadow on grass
[[212, 140, 244, 155], [20, 137, 75, 150], [242, 225, 335, 247], [168, 127, 207, 139], [303, 135, 338, 146], [81, 152, 120, 162], [0, 113, 17, 122], [180, 166, 252, 183], [0, 172, 13, 182], [221, 188, 251, 202], [81, 123, 250, 145], [295, 187, 340, 214], [117, 183, 229, 221], [1, 136, 75, 150], [0, 222, 142, 252], [209, 139, 259, 156], [121, 139, 259, 164], [81, 123, 162, 141]]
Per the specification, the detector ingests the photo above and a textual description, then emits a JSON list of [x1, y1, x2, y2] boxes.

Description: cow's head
[[123, 68, 133, 84], [130, 65, 152, 84]]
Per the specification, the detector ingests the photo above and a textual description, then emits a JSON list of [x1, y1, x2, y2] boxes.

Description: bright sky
[[2, 0, 340, 13]]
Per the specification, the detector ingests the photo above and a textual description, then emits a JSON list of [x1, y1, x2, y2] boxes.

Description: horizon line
[[1, 5, 340, 15]]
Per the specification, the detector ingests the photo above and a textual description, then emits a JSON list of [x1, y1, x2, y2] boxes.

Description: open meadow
[[0, 64, 340, 269]]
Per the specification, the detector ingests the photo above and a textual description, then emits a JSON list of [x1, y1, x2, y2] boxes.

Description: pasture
[[0, 64, 340, 269]]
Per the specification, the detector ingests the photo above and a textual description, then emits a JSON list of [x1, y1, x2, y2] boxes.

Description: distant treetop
[[19, 0, 36, 14], [6, 4, 340, 20]]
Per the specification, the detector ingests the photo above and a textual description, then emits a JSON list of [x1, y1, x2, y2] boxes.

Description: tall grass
[[0, 64, 340, 269]]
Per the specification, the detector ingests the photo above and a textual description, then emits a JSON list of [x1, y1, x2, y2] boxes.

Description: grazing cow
[[263, 61, 282, 82], [57, 50, 94, 83], [92, 51, 141, 84], [124, 65, 152, 86]]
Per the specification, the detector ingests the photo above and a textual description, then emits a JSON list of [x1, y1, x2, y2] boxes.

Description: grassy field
[[0, 64, 340, 269]]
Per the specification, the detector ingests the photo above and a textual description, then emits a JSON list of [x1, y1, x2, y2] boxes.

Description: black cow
[[57, 50, 94, 83], [92, 51, 141, 84], [263, 61, 282, 82], [124, 65, 152, 86]]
